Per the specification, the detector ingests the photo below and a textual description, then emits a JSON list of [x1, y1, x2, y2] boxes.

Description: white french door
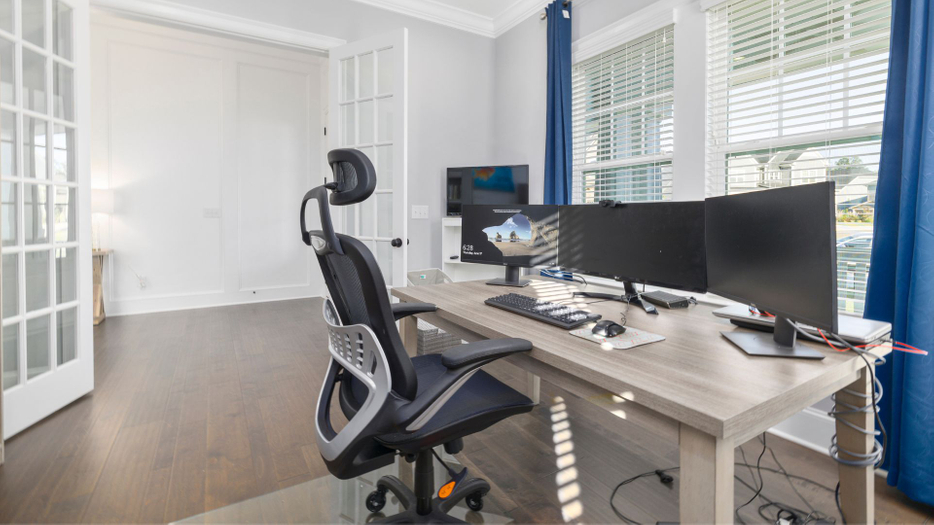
[[2, 0, 91, 439], [329, 29, 407, 287]]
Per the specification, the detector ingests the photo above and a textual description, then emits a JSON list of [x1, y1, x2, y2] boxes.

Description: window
[[571, 25, 674, 204], [706, 0, 891, 314]]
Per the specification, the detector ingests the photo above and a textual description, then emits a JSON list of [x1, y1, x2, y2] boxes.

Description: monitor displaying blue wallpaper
[[446, 165, 529, 216]]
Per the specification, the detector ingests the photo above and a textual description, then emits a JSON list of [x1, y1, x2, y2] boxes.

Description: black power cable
[[609, 445, 843, 524]]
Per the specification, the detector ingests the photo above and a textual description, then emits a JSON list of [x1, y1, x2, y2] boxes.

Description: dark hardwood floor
[[0, 298, 930, 523]]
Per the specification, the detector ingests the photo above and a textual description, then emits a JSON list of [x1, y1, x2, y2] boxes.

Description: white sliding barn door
[[2, 0, 92, 439], [329, 29, 407, 287]]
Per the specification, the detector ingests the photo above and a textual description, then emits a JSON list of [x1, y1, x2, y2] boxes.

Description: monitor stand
[[721, 315, 824, 359], [486, 265, 529, 287], [620, 281, 658, 315]]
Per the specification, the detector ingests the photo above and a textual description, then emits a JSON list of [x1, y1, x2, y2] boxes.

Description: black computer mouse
[[592, 320, 626, 337]]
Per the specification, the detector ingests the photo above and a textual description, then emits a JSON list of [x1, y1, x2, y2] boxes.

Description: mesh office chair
[[301, 148, 535, 523]]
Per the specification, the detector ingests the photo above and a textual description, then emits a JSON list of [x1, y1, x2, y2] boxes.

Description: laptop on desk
[[712, 304, 891, 345]]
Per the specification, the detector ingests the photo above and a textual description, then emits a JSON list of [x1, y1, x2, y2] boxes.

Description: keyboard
[[485, 293, 602, 330]]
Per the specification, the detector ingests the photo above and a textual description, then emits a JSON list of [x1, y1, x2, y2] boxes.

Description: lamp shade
[[92, 189, 114, 214]]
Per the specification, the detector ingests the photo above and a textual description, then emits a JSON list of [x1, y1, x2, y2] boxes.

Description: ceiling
[[351, 0, 562, 38]]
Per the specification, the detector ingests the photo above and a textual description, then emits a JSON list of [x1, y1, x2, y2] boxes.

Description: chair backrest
[[301, 148, 418, 478], [302, 148, 418, 402]]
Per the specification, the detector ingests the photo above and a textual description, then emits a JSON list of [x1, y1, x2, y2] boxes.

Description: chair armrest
[[392, 338, 532, 431], [391, 302, 437, 321], [441, 338, 532, 368]]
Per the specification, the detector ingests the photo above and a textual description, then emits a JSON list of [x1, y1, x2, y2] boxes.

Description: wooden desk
[[392, 277, 885, 524]]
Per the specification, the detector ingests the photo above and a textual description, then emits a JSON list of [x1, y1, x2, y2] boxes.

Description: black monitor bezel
[[705, 182, 839, 334], [556, 202, 709, 294]]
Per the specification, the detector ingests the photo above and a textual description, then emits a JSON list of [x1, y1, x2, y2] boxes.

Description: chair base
[[368, 451, 491, 524]]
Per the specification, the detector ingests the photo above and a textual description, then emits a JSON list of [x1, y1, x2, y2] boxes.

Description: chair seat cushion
[[375, 354, 534, 454]]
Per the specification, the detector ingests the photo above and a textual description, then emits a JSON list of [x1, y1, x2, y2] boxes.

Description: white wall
[[153, 0, 498, 273], [91, 13, 326, 315]]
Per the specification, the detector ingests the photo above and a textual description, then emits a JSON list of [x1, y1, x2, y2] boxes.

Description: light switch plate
[[203, 208, 222, 219], [411, 205, 429, 220]]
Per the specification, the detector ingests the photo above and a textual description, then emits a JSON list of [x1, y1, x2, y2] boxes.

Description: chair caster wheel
[[465, 492, 483, 512], [366, 490, 386, 513]]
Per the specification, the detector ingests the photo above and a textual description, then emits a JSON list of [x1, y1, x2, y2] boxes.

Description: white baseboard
[[106, 289, 325, 317]]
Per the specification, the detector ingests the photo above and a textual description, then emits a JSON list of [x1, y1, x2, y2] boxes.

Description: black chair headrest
[[328, 149, 377, 206]]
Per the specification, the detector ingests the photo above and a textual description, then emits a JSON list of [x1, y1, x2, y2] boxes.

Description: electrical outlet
[[411, 205, 429, 220]]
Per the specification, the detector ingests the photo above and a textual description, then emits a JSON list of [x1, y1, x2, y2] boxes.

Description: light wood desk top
[[392, 277, 887, 441]]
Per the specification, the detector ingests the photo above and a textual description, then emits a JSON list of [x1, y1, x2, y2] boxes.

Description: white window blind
[[572, 25, 674, 204], [706, 0, 891, 314]]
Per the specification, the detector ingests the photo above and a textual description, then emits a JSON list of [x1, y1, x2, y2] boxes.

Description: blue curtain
[[544, 0, 572, 205], [863, 0, 934, 507]]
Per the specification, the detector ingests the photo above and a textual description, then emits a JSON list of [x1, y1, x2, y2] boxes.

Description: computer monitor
[[557, 201, 708, 296], [447, 166, 530, 216], [706, 181, 837, 359], [461, 204, 559, 287]]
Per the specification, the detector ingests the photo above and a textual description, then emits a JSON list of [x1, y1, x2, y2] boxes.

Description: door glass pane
[[3, 322, 19, 390], [0, 0, 12, 34], [358, 52, 374, 99], [2, 253, 17, 318], [56, 247, 76, 304], [2, 181, 16, 246], [377, 241, 392, 283], [343, 205, 356, 235], [376, 145, 392, 190], [53, 124, 74, 182], [377, 193, 392, 238], [358, 99, 374, 144], [22, 48, 47, 114], [53, 0, 73, 60], [57, 307, 76, 365], [340, 57, 355, 102], [340, 104, 355, 146], [25, 250, 49, 311], [0, 36, 14, 105], [22, 0, 44, 48], [54, 62, 74, 121], [360, 198, 374, 237], [2, 109, 16, 177], [377, 48, 394, 95], [53, 186, 75, 242], [26, 314, 50, 379], [358, 146, 374, 166], [25, 116, 47, 179], [24, 183, 49, 244], [377, 97, 394, 142]]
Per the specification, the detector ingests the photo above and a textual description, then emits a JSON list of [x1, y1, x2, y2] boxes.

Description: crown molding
[[572, 0, 692, 62], [90, 0, 346, 52], [351, 0, 497, 38], [350, 0, 574, 39], [492, 0, 550, 37]]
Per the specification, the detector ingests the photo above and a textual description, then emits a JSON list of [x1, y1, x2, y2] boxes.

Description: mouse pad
[[569, 327, 666, 350]]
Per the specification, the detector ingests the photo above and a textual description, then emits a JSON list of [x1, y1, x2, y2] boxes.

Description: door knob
[[391, 238, 403, 248]]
